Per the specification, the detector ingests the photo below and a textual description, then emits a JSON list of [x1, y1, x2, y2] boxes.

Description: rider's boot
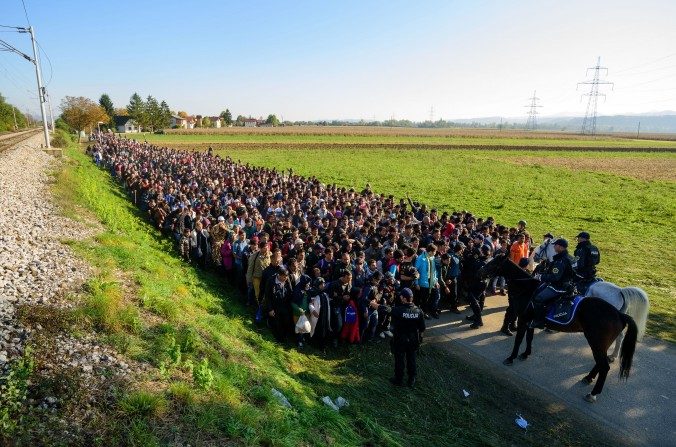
[[529, 303, 547, 329]]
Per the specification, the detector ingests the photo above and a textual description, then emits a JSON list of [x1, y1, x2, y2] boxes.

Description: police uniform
[[390, 293, 426, 387], [573, 236, 600, 294], [531, 243, 574, 328]]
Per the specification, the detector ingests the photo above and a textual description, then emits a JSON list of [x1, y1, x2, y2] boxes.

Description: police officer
[[530, 239, 574, 329], [573, 231, 600, 295], [389, 288, 426, 388]]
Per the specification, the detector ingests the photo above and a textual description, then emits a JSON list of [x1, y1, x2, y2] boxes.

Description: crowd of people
[[88, 133, 597, 355]]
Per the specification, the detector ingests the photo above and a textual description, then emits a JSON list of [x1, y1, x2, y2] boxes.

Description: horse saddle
[[546, 295, 585, 326]]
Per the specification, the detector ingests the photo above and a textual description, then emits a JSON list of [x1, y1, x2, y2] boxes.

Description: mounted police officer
[[573, 231, 600, 295], [389, 288, 426, 388], [530, 239, 574, 329]]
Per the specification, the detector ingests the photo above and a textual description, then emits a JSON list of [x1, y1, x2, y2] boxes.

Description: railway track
[[0, 129, 43, 154]]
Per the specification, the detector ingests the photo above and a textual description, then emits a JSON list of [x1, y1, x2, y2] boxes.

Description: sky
[[1, 0, 675, 122]]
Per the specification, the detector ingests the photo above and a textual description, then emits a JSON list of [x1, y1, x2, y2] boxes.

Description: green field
[[138, 132, 676, 148], [5, 143, 625, 446], [139, 132, 675, 342]]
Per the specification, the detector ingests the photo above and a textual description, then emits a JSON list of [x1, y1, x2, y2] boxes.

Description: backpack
[[344, 303, 357, 324]]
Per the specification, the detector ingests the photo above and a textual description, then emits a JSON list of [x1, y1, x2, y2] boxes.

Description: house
[[244, 118, 258, 128], [170, 115, 187, 128], [209, 117, 222, 128], [114, 115, 139, 133], [185, 116, 196, 129]]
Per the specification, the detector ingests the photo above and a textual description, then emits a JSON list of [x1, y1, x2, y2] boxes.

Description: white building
[[114, 116, 139, 133]]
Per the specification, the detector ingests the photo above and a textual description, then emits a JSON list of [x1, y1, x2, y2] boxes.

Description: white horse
[[586, 281, 649, 362], [529, 238, 649, 361]]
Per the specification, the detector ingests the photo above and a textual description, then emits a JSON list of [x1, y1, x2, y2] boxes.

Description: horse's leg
[[585, 347, 611, 402], [504, 319, 526, 365], [518, 327, 535, 361], [581, 364, 599, 384], [608, 330, 624, 363]]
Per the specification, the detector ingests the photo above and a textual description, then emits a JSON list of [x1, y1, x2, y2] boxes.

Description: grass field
[[139, 131, 676, 148], [6, 143, 627, 446], [137, 130, 676, 342]]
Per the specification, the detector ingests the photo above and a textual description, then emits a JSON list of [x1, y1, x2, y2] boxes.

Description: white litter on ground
[[515, 414, 529, 430], [271, 388, 292, 408]]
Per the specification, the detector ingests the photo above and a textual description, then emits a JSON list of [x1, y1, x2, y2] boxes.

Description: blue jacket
[[414, 251, 439, 288]]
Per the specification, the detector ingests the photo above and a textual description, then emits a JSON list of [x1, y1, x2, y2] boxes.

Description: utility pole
[[28, 26, 50, 147], [12, 106, 18, 131], [45, 88, 55, 132], [578, 57, 613, 135], [637, 121, 641, 138], [524, 90, 542, 130], [429, 106, 435, 122]]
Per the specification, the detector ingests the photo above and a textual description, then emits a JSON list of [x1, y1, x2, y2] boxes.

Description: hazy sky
[[1, 0, 675, 121]]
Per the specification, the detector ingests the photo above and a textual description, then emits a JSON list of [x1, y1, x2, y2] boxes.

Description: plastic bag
[[295, 314, 311, 334]]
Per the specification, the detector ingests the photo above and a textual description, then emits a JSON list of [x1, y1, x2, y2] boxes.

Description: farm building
[[113, 115, 140, 133], [244, 118, 258, 127], [208, 117, 222, 128]]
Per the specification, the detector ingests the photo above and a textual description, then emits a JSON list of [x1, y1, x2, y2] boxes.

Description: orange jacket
[[510, 242, 529, 264]]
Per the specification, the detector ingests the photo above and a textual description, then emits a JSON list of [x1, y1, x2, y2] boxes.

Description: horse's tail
[[621, 287, 649, 341], [619, 313, 638, 381]]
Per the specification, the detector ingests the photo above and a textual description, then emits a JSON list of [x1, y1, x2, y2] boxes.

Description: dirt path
[[426, 294, 675, 447]]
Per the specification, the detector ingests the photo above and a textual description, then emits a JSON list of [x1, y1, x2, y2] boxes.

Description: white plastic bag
[[295, 314, 311, 334]]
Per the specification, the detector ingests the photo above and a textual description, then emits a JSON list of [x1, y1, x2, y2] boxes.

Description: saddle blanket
[[546, 295, 585, 326]]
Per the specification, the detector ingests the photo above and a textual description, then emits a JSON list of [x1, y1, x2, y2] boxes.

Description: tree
[[127, 93, 145, 130], [114, 107, 129, 116], [201, 117, 212, 128], [235, 115, 246, 126], [60, 96, 108, 141], [160, 101, 172, 129], [177, 111, 188, 118], [98, 94, 115, 127], [220, 109, 233, 126], [0, 93, 28, 131], [266, 114, 280, 126]]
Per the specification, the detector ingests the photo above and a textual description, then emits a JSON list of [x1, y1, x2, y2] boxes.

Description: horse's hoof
[[580, 376, 594, 385], [503, 358, 514, 366], [584, 393, 597, 403], [517, 353, 529, 361], [607, 355, 616, 364]]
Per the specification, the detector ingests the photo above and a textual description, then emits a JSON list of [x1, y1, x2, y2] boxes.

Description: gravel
[[0, 136, 138, 380]]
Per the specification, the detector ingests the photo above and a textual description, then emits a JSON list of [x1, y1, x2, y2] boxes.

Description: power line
[[577, 57, 614, 135], [524, 90, 542, 130], [36, 40, 51, 85], [20, 0, 31, 27]]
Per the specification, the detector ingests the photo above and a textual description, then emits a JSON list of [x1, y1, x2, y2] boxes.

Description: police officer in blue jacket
[[530, 239, 574, 329], [390, 288, 426, 388]]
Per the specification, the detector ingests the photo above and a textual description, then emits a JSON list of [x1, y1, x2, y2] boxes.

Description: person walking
[[389, 288, 426, 388]]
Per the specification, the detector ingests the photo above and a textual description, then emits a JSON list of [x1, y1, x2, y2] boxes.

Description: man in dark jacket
[[263, 267, 293, 341], [390, 288, 426, 388], [465, 245, 491, 329], [530, 239, 575, 328], [573, 231, 600, 295]]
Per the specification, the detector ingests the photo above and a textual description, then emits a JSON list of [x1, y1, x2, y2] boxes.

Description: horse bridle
[[535, 239, 551, 262]]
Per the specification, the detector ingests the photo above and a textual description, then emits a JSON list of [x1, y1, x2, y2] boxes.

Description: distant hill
[[455, 114, 676, 133]]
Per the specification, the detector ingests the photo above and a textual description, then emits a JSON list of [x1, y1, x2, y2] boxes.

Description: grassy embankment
[[194, 145, 675, 343], [11, 144, 629, 446]]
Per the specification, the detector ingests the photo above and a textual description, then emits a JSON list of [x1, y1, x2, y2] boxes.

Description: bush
[[51, 129, 74, 148], [119, 390, 167, 418]]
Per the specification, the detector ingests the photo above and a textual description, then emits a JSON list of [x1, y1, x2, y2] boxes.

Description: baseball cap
[[554, 238, 568, 248], [400, 288, 414, 299], [576, 231, 590, 239]]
